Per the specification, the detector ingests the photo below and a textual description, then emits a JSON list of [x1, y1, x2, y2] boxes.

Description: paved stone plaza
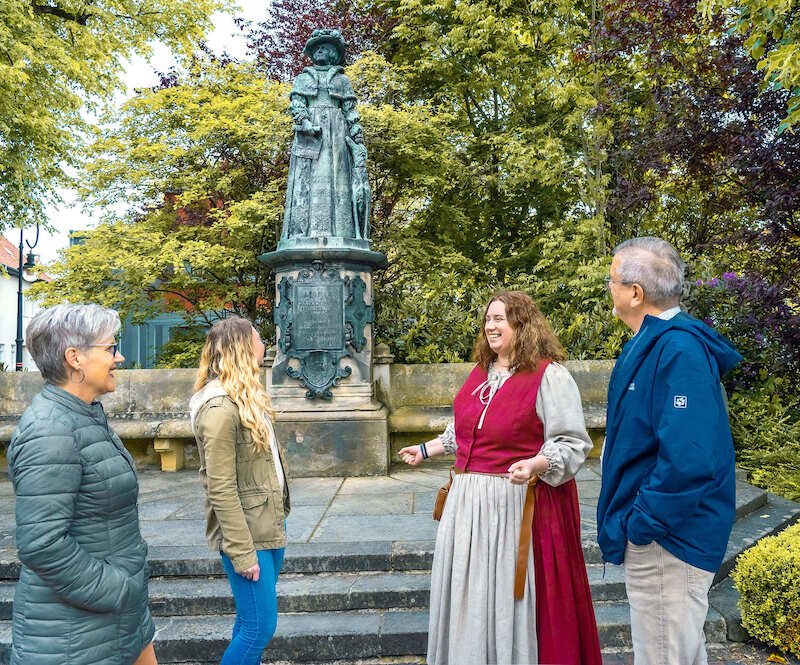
[[0, 461, 798, 664]]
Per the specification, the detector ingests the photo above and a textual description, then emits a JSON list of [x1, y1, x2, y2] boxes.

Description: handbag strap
[[444, 464, 455, 488]]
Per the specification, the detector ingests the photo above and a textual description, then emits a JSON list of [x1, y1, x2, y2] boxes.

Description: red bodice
[[453, 361, 550, 474]]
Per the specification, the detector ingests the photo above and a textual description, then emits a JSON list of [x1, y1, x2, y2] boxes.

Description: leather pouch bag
[[433, 466, 455, 521]]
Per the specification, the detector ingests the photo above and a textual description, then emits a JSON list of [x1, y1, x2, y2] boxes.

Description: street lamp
[[16, 224, 40, 372]]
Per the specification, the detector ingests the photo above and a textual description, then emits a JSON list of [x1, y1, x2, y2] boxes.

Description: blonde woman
[[189, 318, 290, 665]]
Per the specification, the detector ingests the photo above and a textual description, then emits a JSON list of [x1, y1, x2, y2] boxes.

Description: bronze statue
[[282, 29, 369, 240]]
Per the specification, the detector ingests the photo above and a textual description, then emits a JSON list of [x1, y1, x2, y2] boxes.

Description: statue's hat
[[303, 29, 347, 64]]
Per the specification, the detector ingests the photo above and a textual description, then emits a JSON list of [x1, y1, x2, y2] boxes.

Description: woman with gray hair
[[7, 303, 157, 665]]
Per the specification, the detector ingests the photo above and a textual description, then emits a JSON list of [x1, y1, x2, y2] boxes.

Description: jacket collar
[[42, 383, 107, 420], [189, 379, 228, 432], [607, 314, 673, 422]]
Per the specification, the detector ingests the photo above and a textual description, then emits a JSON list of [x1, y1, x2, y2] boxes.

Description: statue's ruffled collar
[[305, 65, 344, 75]]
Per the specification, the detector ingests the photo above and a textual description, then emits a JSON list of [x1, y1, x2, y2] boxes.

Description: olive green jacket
[[191, 386, 290, 572]]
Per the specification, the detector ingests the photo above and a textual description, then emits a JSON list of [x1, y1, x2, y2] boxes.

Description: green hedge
[[728, 387, 800, 502], [732, 522, 800, 656]]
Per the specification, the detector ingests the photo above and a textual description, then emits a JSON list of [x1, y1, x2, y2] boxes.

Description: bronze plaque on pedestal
[[294, 284, 344, 350]]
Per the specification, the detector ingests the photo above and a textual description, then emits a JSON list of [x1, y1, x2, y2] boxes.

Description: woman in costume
[[399, 291, 602, 665], [190, 318, 290, 665]]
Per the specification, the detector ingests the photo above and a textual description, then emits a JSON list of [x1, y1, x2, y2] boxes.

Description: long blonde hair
[[194, 318, 274, 453]]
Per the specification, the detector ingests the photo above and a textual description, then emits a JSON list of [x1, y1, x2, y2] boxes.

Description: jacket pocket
[[235, 438, 271, 493], [238, 491, 282, 544], [239, 492, 269, 511]]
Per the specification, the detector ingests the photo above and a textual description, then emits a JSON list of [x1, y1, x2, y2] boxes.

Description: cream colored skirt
[[427, 473, 537, 665]]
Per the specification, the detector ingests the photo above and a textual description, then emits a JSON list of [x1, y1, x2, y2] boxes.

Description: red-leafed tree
[[594, 0, 799, 277], [239, 0, 394, 80]]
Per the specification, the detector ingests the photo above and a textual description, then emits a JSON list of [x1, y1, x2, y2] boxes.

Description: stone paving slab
[[289, 477, 344, 506], [311, 514, 437, 544], [326, 493, 415, 516], [1, 460, 783, 557]]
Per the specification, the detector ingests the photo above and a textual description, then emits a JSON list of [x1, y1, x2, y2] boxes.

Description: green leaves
[[0, 0, 232, 229], [700, 0, 800, 128], [33, 58, 284, 331]]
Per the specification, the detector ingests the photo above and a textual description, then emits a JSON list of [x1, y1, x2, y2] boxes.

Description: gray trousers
[[624, 541, 715, 665]]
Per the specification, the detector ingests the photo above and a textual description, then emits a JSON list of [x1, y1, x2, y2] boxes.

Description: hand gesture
[[399, 445, 424, 466], [240, 563, 260, 582], [508, 457, 544, 485]]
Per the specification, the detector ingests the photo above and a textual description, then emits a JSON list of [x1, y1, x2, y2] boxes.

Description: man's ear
[[631, 283, 646, 308]]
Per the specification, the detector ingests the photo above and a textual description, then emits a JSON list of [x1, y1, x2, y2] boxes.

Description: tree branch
[[146, 287, 200, 311], [32, 2, 90, 25]]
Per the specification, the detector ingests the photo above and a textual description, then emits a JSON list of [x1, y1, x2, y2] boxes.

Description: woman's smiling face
[[77, 337, 124, 401], [484, 300, 515, 359]]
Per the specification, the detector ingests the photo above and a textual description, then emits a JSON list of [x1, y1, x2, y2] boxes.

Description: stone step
[[0, 480, 770, 583], [0, 565, 634, 621], [0, 538, 603, 582], [149, 571, 432, 617], [734, 479, 769, 519], [0, 601, 728, 664], [717, 492, 800, 581], [0, 540, 437, 582]]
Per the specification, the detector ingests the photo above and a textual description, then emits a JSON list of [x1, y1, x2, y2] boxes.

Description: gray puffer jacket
[[7, 384, 155, 665]]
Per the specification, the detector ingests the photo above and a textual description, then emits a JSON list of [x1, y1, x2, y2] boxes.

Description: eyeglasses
[[604, 277, 634, 289], [87, 342, 119, 356]]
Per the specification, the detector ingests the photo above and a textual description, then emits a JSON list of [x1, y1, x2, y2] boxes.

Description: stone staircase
[[0, 473, 798, 664]]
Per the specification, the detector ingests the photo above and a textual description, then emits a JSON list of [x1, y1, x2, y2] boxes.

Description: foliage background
[[24, 0, 800, 500]]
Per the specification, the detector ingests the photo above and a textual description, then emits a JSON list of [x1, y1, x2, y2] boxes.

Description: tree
[[385, 0, 601, 268], [596, 0, 798, 246], [0, 0, 230, 231], [32, 59, 291, 329], [700, 0, 800, 130], [32, 53, 460, 343], [239, 0, 392, 81]]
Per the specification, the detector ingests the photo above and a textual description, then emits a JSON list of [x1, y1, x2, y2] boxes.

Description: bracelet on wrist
[[419, 442, 429, 460]]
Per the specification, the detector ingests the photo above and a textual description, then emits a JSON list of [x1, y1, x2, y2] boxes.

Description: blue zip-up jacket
[[596, 312, 742, 572]]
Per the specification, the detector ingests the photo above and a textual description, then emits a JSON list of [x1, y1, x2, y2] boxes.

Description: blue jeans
[[219, 548, 285, 665]]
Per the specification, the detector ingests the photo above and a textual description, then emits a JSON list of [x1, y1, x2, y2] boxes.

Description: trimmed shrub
[[728, 388, 800, 502], [732, 522, 800, 657]]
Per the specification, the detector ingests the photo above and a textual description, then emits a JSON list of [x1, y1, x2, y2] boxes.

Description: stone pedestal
[[259, 238, 389, 477]]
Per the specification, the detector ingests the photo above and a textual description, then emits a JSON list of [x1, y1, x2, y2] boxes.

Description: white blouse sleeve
[[439, 421, 457, 454], [535, 362, 593, 486]]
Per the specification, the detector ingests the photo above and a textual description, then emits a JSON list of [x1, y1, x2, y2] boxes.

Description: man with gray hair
[[596, 237, 742, 664]]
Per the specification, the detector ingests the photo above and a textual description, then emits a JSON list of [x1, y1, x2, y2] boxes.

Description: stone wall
[[0, 360, 614, 474]]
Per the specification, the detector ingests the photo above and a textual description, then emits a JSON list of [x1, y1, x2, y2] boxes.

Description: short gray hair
[[612, 237, 686, 307], [26, 303, 121, 384]]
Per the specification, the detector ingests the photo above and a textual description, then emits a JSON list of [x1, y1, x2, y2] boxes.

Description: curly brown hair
[[473, 291, 566, 372]]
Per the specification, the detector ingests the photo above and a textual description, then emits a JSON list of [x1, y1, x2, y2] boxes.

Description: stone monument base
[[273, 402, 389, 477]]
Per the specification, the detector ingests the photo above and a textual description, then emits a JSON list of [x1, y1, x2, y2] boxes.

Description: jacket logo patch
[[628, 381, 635, 391], [673, 395, 688, 409]]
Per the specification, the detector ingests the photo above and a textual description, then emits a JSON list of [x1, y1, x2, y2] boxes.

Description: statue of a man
[[282, 29, 368, 240]]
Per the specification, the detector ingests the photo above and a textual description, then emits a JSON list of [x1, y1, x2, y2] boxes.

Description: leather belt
[[454, 467, 537, 600]]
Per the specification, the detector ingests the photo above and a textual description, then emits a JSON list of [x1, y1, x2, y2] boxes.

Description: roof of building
[[0, 236, 52, 282]]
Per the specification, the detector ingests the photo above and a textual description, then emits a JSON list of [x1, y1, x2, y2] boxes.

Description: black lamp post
[[15, 224, 40, 372]]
